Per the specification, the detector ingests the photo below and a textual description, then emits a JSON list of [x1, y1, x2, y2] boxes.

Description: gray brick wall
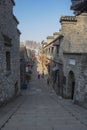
[[0, 0, 20, 105], [63, 53, 87, 104], [59, 13, 87, 105], [60, 13, 87, 53]]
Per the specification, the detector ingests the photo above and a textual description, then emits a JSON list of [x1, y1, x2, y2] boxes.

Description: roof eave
[[11, 0, 15, 6]]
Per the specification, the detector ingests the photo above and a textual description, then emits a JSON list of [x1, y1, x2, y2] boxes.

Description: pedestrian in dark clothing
[[41, 72, 44, 78], [38, 73, 40, 79], [47, 78, 50, 85]]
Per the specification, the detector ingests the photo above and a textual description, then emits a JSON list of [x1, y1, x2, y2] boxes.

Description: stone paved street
[[0, 63, 87, 130]]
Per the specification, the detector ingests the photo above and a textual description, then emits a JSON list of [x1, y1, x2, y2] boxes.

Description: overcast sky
[[14, 0, 74, 43]]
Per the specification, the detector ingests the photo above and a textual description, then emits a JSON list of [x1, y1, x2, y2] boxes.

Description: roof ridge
[[60, 16, 77, 22]]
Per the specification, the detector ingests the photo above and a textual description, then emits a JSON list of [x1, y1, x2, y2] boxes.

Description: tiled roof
[[47, 36, 54, 39], [11, 0, 15, 6], [17, 29, 21, 35], [13, 15, 19, 24], [53, 32, 59, 35], [71, 0, 87, 9], [60, 16, 77, 22], [44, 34, 63, 48], [71, 0, 87, 15]]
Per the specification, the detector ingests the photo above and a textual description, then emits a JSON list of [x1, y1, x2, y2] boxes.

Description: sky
[[14, 0, 74, 43]]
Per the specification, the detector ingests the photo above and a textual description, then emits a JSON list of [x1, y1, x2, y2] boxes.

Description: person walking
[[47, 75, 50, 85], [38, 73, 40, 79], [41, 72, 44, 78], [47, 78, 49, 85]]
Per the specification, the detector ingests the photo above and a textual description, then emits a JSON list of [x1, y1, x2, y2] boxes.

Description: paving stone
[[0, 64, 87, 130]]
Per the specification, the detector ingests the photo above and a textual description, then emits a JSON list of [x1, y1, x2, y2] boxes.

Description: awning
[[52, 65, 59, 71]]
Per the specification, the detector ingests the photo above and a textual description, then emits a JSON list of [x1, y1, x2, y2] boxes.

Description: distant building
[[42, 32, 64, 96], [26, 40, 40, 52], [0, 0, 21, 105], [20, 44, 29, 88]]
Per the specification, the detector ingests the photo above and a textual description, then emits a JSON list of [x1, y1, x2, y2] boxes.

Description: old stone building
[[59, 0, 87, 106], [60, 13, 87, 53], [59, 14, 87, 105], [42, 0, 87, 107], [0, 0, 21, 105], [20, 43, 29, 88], [42, 33, 64, 96], [63, 53, 87, 106]]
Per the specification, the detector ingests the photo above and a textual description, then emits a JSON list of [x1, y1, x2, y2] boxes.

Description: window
[[51, 47, 54, 54], [56, 46, 59, 54], [63, 76, 66, 85], [3, 34, 12, 47], [49, 48, 50, 53], [6, 51, 11, 71]]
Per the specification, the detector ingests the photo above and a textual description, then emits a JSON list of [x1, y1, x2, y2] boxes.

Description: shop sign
[[69, 59, 76, 65]]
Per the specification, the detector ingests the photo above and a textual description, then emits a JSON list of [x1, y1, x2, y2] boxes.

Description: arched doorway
[[68, 71, 75, 99]]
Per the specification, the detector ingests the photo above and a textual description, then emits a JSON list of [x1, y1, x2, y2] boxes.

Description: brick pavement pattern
[[0, 63, 87, 130]]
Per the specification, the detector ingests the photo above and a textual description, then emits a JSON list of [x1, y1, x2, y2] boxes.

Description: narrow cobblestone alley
[[0, 62, 87, 130]]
